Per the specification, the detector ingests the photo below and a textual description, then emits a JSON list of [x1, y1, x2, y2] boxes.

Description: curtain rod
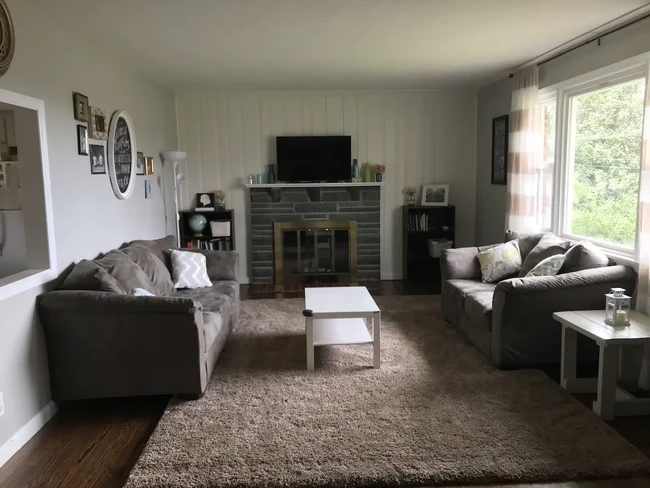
[[509, 12, 650, 78]]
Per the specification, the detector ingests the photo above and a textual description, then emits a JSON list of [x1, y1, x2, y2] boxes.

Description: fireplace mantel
[[244, 182, 384, 189]]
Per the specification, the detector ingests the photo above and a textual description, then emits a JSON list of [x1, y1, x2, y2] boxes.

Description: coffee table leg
[[306, 317, 314, 371], [561, 325, 577, 390], [373, 312, 381, 369], [594, 344, 618, 420]]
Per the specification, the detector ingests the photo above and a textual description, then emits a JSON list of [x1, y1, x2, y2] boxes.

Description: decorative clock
[[107, 111, 137, 199], [0, 0, 15, 77]]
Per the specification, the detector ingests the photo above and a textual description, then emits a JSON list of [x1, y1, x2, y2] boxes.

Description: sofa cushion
[[59, 259, 126, 294], [122, 245, 175, 296], [560, 241, 610, 273], [478, 241, 522, 283], [94, 250, 158, 295], [175, 280, 239, 333], [519, 233, 570, 277], [126, 235, 177, 270], [446, 279, 497, 310], [465, 291, 494, 320], [504, 231, 546, 260]]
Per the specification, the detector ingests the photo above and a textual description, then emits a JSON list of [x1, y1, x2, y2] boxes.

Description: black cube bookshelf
[[179, 210, 235, 251], [402, 205, 455, 282]]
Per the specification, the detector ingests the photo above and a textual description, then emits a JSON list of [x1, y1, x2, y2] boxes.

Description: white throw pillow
[[477, 240, 522, 283], [171, 250, 212, 289], [525, 253, 566, 278], [130, 287, 156, 297]]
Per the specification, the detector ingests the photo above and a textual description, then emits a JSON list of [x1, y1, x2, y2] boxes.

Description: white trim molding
[[0, 401, 57, 468]]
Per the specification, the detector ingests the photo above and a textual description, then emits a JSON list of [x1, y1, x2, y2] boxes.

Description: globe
[[188, 213, 207, 235]]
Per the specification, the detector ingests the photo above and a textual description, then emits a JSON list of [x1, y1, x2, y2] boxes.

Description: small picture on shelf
[[195, 192, 215, 211], [421, 184, 449, 206]]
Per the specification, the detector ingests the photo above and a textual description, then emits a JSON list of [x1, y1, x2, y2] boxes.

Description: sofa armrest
[[38, 291, 206, 401], [180, 249, 239, 281], [490, 265, 637, 368], [441, 247, 482, 281]]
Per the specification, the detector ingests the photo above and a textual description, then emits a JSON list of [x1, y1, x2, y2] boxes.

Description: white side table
[[553, 310, 650, 420]]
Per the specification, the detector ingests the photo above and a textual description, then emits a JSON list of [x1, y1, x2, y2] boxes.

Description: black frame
[[136, 151, 145, 175], [77, 124, 88, 156], [73, 92, 89, 122], [491, 114, 508, 185], [89, 144, 106, 174]]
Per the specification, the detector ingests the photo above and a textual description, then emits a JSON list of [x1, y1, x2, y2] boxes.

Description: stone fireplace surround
[[247, 183, 381, 283]]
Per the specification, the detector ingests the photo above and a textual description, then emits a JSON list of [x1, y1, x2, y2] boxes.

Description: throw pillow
[[477, 240, 522, 283], [59, 259, 126, 294], [504, 230, 545, 260], [560, 241, 609, 273], [525, 254, 566, 278], [171, 249, 212, 289], [518, 233, 570, 277], [95, 250, 159, 295], [130, 287, 156, 297], [121, 245, 175, 296]]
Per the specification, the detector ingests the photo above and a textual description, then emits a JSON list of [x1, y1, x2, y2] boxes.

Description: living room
[[2, 0, 650, 487]]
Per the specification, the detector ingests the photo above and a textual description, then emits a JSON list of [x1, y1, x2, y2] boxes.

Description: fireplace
[[273, 220, 357, 290]]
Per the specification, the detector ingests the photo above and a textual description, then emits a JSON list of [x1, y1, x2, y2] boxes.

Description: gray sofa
[[38, 236, 239, 402], [441, 232, 637, 369]]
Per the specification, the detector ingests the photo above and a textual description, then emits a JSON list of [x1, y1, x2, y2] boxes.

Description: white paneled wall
[[176, 91, 477, 281]]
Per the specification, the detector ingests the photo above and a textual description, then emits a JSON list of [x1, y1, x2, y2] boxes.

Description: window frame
[[541, 54, 650, 262]]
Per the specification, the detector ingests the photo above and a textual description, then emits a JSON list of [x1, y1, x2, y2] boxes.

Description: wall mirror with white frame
[[0, 90, 56, 300]]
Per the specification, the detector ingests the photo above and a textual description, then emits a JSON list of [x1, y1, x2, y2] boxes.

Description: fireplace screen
[[273, 221, 357, 287]]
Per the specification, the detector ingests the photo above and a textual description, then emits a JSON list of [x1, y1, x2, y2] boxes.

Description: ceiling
[[33, 0, 650, 90]]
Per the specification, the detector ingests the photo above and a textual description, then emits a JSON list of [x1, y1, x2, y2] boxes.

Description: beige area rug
[[125, 296, 650, 487]]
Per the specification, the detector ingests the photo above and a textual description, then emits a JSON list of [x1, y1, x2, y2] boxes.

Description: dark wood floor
[[1, 282, 650, 488]]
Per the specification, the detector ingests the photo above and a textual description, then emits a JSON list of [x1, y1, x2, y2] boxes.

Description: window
[[538, 58, 649, 259]]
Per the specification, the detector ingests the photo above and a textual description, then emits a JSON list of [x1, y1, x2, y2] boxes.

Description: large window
[[539, 59, 649, 259]]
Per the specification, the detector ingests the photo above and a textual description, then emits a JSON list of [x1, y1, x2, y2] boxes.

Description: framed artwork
[[77, 124, 89, 155], [89, 106, 107, 140], [107, 110, 137, 200], [196, 192, 215, 210], [144, 179, 153, 198], [144, 156, 154, 175], [73, 92, 89, 122], [136, 151, 145, 175], [421, 184, 449, 206], [89, 144, 106, 174], [491, 114, 508, 185]]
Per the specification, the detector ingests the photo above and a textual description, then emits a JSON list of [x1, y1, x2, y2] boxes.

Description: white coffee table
[[303, 286, 381, 370], [554, 310, 650, 420]]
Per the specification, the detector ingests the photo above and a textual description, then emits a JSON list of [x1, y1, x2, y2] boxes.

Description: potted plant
[[374, 164, 386, 182], [404, 187, 417, 206]]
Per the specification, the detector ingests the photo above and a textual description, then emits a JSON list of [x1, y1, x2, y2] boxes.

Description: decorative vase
[[352, 159, 360, 181], [267, 164, 276, 184], [363, 163, 372, 182], [376, 173, 383, 182], [188, 213, 207, 236]]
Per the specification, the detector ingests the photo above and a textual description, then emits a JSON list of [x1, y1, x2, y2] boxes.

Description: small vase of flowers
[[374, 164, 385, 182], [215, 190, 226, 210], [404, 187, 417, 206]]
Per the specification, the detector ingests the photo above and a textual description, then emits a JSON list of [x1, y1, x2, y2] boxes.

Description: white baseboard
[[0, 400, 57, 468]]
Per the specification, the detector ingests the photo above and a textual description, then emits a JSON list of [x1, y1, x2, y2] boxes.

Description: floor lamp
[[161, 151, 187, 247]]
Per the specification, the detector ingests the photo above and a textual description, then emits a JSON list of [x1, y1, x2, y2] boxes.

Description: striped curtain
[[636, 71, 650, 389], [506, 67, 541, 233]]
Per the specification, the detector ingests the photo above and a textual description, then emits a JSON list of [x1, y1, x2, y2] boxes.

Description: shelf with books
[[179, 209, 235, 251]]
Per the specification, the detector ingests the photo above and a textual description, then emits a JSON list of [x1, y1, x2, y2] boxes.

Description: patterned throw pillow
[[171, 250, 212, 289], [477, 240, 522, 283], [525, 254, 566, 278]]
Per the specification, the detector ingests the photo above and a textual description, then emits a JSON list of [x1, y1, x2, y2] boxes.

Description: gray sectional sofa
[[441, 232, 637, 369], [38, 236, 239, 402]]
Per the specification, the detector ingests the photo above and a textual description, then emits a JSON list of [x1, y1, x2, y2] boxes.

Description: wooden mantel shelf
[[244, 182, 384, 188]]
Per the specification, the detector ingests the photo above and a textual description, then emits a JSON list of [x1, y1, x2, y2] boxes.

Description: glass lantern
[[605, 287, 631, 327]]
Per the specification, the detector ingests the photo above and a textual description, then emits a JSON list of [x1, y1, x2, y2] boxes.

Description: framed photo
[[491, 114, 508, 185], [196, 192, 215, 210], [144, 179, 153, 199], [89, 106, 107, 140], [89, 144, 106, 174], [144, 156, 154, 175], [77, 124, 89, 155], [136, 151, 145, 175], [421, 184, 449, 206], [73, 92, 90, 122]]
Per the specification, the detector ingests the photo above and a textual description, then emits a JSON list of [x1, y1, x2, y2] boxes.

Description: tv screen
[[276, 136, 351, 182]]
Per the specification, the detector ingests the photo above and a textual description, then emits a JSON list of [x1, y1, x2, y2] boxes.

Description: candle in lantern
[[616, 310, 629, 324]]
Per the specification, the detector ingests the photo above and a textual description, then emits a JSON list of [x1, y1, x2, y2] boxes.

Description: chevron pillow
[[171, 250, 212, 289]]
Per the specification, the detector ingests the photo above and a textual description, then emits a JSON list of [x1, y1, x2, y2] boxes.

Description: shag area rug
[[125, 296, 650, 488]]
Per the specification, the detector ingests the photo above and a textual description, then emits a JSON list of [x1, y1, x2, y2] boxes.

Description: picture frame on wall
[[144, 156, 154, 175], [89, 106, 108, 140], [421, 184, 449, 206], [136, 151, 145, 175], [73, 92, 90, 122], [491, 114, 508, 185], [89, 144, 106, 174], [77, 124, 89, 156]]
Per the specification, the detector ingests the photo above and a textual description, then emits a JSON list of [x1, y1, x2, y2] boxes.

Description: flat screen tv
[[276, 136, 351, 182]]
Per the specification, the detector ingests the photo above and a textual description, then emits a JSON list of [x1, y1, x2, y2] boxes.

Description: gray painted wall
[[475, 17, 650, 246], [0, 0, 177, 451]]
